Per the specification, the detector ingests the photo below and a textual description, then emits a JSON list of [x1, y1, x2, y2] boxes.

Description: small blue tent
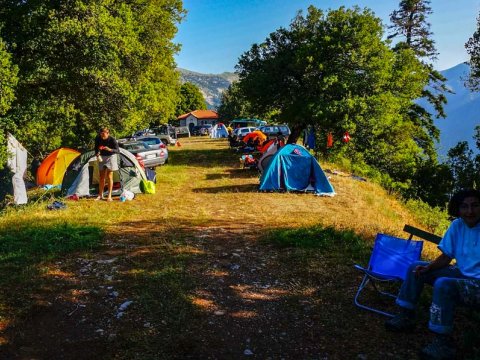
[[259, 144, 335, 196], [210, 123, 228, 138]]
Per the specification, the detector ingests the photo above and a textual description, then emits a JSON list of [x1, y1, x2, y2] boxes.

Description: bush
[[405, 198, 450, 235]]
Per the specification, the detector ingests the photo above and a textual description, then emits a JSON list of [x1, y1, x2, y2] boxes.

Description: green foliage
[[0, 0, 184, 154], [264, 224, 368, 256], [466, 11, 480, 91], [236, 6, 433, 196], [446, 141, 480, 193], [388, 0, 449, 143], [176, 82, 206, 115], [0, 223, 102, 263], [404, 198, 450, 235], [0, 38, 18, 167], [389, 0, 436, 59], [217, 82, 253, 122]]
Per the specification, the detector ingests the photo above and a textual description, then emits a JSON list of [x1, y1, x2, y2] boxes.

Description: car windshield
[[139, 138, 160, 145], [124, 143, 147, 151]]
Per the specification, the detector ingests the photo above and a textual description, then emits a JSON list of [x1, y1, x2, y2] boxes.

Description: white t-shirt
[[438, 218, 480, 278]]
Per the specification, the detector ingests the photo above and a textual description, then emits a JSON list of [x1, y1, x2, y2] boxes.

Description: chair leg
[[354, 275, 396, 317]]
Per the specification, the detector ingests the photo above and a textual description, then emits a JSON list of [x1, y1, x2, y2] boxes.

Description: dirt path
[[0, 138, 469, 359]]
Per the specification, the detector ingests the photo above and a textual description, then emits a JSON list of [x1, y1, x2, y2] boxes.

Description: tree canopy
[[176, 82, 206, 116], [466, 11, 480, 91], [0, 38, 18, 167], [236, 6, 433, 191], [0, 0, 185, 155], [388, 0, 448, 142]]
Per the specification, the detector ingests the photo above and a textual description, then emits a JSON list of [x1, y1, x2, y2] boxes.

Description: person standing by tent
[[94, 127, 119, 201]]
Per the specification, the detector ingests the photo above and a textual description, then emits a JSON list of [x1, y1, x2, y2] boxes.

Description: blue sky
[[174, 0, 480, 74]]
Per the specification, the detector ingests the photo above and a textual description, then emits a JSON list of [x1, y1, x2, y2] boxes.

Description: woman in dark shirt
[[94, 127, 119, 201]]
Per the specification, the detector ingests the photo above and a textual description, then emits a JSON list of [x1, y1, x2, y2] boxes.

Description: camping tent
[[37, 148, 80, 186], [61, 148, 147, 197], [242, 130, 267, 145], [210, 123, 228, 138], [259, 144, 335, 196], [258, 140, 284, 172]]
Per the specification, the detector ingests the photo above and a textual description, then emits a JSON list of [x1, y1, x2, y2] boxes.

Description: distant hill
[[178, 68, 238, 109], [430, 63, 480, 157]]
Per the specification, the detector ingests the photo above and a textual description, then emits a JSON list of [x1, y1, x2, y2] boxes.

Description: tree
[[446, 142, 480, 192], [388, 0, 449, 143], [0, 38, 18, 168], [465, 11, 480, 91], [217, 82, 253, 122], [236, 6, 432, 190], [175, 82, 206, 116], [0, 0, 184, 154]]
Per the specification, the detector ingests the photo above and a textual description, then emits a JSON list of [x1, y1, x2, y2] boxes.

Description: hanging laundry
[[327, 132, 333, 148], [342, 131, 351, 143]]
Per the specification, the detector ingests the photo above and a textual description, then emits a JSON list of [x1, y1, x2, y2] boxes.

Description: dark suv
[[258, 125, 291, 140]]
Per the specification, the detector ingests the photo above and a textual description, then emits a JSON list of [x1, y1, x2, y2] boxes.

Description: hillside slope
[[0, 137, 459, 359]]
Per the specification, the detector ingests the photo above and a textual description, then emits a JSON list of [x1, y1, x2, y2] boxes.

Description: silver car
[[120, 141, 167, 168]]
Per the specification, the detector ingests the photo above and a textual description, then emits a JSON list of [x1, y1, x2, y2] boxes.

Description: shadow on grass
[[205, 169, 259, 181], [169, 148, 238, 168], [193, 184, 259, 193], [0, 222, 102, 313]]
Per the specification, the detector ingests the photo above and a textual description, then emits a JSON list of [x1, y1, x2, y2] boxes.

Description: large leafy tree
[[388, 0, 449, 142], [466, 11, 480, 91], [0, 38, 18, 168], [0, 0, 184, 154], [217, 82, 253, 122], [236, 6, 432, 188], [175, 82, 206, 116]]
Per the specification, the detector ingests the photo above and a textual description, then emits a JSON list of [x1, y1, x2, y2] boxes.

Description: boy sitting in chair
[[385, 189, 480, 359]]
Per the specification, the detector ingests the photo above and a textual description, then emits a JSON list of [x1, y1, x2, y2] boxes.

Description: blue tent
[[210, 123, 228, 138], [259, 144, 335, 196]]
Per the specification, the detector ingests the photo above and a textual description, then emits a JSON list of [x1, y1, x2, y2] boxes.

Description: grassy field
[[0, 137, 477, 359]]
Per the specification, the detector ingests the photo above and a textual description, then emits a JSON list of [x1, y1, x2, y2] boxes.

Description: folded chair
[[354, 233, 424, 317]]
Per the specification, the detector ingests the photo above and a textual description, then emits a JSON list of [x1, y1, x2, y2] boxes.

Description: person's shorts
[[99, 154, 118, 171]]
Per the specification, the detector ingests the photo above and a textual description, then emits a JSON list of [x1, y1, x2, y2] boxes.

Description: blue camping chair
[[354, 233, 424, 317]]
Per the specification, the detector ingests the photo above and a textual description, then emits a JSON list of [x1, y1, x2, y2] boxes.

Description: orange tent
[[242, 130, 267, 144], [37, 148, 80, 186]]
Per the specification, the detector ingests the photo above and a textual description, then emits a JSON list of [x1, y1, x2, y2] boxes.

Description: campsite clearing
[[0, 137, 478, 359]]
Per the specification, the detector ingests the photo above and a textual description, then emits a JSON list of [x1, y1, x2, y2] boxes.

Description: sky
[[174, 0, 480, 74]]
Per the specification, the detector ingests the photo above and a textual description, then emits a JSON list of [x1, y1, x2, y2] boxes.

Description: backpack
[[140, 179, 156, 194]]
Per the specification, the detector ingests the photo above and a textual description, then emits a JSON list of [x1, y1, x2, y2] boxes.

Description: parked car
[[136, 136, 167, 150], [257, 125, 291, 140], [192, 124, 212, 136], [175, 126, 191, 138], [119, 141, 167, 168], [150, 125, 177, 145], [232, 126, 257, 140]]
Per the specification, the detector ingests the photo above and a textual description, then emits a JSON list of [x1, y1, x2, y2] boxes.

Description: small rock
[[244, 349, 254, 356], [230, 264, 240, 270], [214, 310, 225, 316]]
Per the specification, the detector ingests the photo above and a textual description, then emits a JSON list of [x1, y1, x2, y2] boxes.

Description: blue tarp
[[259, 144, 335, 196]]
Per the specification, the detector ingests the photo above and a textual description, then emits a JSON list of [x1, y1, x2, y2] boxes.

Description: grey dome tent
[[61, 148, 147, 197]]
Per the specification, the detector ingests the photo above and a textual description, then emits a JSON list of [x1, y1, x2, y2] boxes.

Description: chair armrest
[[403, 224, 442, 245]]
